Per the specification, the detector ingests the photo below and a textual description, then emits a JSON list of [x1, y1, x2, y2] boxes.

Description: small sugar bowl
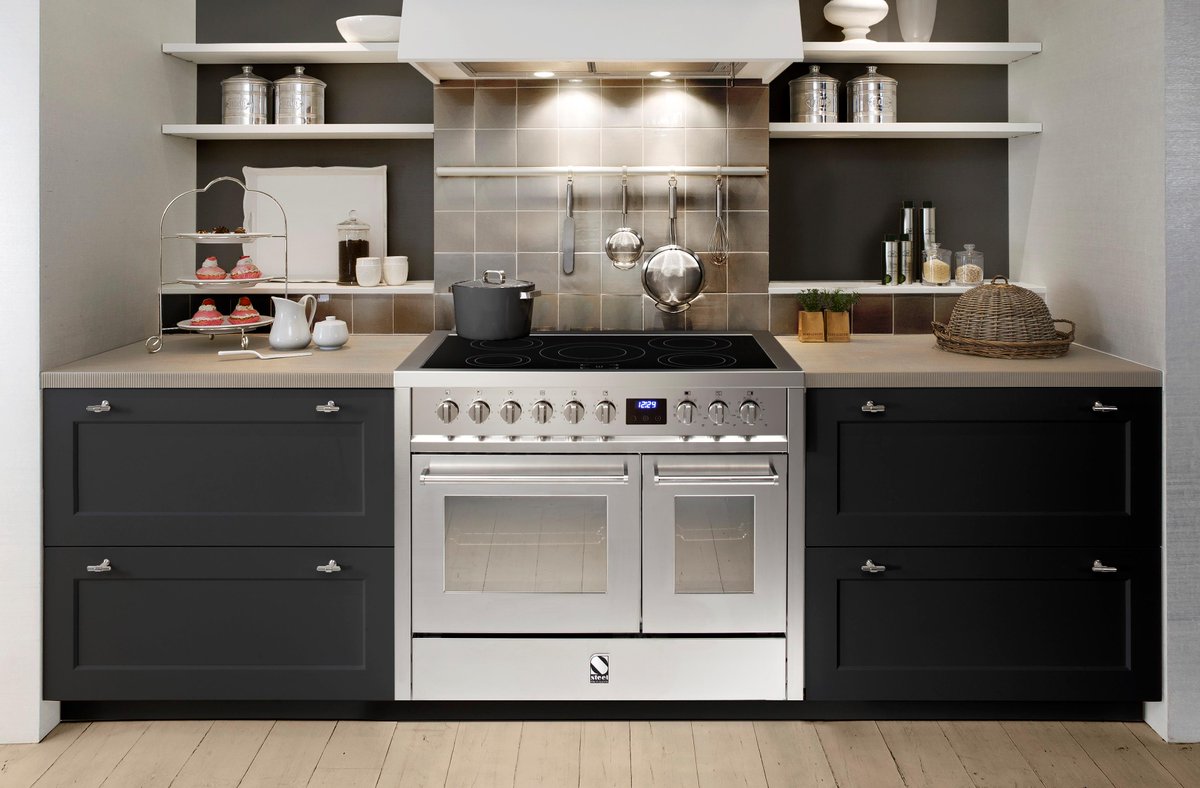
[[312, 316, 349, 350]]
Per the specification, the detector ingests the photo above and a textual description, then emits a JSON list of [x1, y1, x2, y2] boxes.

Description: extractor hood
[[397, 0, 804, 84]]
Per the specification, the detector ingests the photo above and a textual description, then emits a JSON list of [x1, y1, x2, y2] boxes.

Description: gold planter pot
[[799, 310, 826, 343], [825, 310, 851, 342]]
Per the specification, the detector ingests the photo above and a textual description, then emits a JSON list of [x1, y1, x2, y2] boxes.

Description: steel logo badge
[[589, 654, 610, 684]]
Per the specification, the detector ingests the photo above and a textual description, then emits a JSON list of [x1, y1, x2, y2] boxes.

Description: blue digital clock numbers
[[637, 400, 658, 410], [625, 398, 666, 425]]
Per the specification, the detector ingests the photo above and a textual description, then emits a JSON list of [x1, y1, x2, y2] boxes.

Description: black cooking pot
[[450, 270, 541, 340]]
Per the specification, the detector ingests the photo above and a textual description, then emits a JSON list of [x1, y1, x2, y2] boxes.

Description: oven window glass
[[674, 496, 755, 594], [444, 496, 608, 593]]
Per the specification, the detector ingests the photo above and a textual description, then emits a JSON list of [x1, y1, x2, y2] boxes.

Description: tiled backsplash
[[433, 79, 771, 331]]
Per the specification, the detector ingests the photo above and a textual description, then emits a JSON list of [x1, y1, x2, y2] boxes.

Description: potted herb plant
[[797, 289, 828, 343], [825, 289, 860, 342]]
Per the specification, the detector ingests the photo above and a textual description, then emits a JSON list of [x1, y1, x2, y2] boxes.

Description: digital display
[[626, 398, 666, 425]]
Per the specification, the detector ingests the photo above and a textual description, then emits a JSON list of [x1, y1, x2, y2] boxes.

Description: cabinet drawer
[[805, 547, 1161, 702], [806, 388, 1161, 546], [44, 389, 393, 546], [45, 547, 394, 700]]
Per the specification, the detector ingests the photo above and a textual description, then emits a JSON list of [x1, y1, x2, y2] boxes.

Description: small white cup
[[355, 256, 382, 287], [383, 255, 409, 285]]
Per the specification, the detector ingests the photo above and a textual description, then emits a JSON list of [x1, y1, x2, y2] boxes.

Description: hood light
[[533, 70, 556, 78], [649, 70, 672, 78]]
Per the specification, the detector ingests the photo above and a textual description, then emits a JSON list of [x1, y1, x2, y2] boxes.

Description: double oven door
[[411, 453, 787, 635]]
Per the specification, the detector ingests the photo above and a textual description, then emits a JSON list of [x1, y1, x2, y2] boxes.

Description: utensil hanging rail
[[435, 166, 768, 177]]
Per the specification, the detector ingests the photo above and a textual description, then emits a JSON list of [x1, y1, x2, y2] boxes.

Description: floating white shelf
[[769, 122, 1041, 139], [161, 124, 435, 140], [802, 41, 1041, 65], [770, 281, 1047, 296], [162, 281, 435, 296], [163, 42, 398, 64]]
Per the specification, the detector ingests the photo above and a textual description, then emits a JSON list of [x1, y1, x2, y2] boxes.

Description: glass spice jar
[[922, 242, 952, 285], [954, 243, 985, 285]]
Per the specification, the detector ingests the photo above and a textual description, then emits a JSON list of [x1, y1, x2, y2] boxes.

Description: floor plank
[[31, 721, 149, 788], [171, 720, 273, 788], [1064, 723, 1181, 788], [237, 721, 335, 788], [0, 723, 89, 788], [579, 722, 632, 788], [753, 721, 837, 788], [630, 721, 699, 788], [815, 721, 905, 788], [377, 722, 458, 788], [514, 722, 581, 787], [1002, 721, 1115, 788], [877, 721, 973, 788], [691, 722, 767, 788], [96, 720, 210, 788], [1127, 723, 1200, 788], [941, 721, 1044, 788], [443, 722, 522, 788], [307, 721, 396, 788]]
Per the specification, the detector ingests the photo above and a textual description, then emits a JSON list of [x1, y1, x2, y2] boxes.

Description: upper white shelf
[[162, 124, 434, 140], [770, 281, 1047, 296], [801, 41, 1042, 65], [769, 122, 1042, 139], [163, 42, 397, 64]]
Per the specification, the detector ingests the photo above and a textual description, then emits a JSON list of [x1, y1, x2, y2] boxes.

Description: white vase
[[897, 0, 938, 42], [823, 0, 890, 42]]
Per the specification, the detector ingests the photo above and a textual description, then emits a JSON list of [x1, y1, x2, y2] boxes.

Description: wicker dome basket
[[933, 276, 1075, 359]]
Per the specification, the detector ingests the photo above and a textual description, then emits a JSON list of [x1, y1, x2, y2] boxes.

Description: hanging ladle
[[604, 173, 644, 270]]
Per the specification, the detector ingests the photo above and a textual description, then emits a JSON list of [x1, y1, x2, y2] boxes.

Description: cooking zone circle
[[660, 352, 738, 368], [538, 343, 648, 364], [464, 354, 533, 368], [469, 338, 544, 351], [647, 336, 734, 352]]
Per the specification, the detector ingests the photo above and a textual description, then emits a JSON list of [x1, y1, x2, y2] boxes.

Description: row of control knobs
[[435, 398, 761, 425]]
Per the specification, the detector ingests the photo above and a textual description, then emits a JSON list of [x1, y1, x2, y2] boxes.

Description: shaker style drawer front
[[44, 547, 393, 700], [44, 389, 393, 546], [805, 547, 1161, 702], [807, 388, 1161, 546]]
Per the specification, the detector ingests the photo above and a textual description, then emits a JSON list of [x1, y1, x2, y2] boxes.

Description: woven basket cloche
[[933, 276, 1075, 359]]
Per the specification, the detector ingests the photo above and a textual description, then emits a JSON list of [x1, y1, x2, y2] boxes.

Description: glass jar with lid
[[954, 244, 985, 284], [337, 210, 370, 285], [922, 242, 952, 285]]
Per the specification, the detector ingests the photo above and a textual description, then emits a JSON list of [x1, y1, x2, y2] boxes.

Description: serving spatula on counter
[[218, 349, 313, 360], [562, 176, 575, 275]]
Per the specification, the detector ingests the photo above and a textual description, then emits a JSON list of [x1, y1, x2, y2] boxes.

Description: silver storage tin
[[789, 65, 839, 123], [849, 65, 898, 123], [274, 66, 326, 124], [221, 66, 270, 125]]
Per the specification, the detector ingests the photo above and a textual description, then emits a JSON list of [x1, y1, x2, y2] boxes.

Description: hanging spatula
[[562, 175, 575, 275]]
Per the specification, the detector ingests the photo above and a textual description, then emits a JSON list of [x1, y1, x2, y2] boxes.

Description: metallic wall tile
[[434, 87, 474, 130], [935, 293, 960, 325], [531, 293, 558, 330], [559, 85, 603, 128], [601, 256, 645, 295], [643, 85, 685, 128], [475, 129, 517, 166], [474, 87, 516, 129], [559, 128, 602, 166], [685, 127, 728, 166], [729, 294, 770, 331], [475, 177, 517, 211], [516, 129, 559, 166], [314, 293, 353, 327], [559, 294, 602, 330], [434, 177, 474, 211], [601, 294, 644, 331], [602, 128, 644, 167], [894, 294, 935, 334], [516, 211, 559, 253], [433, 211, 475, 254], [769, 294, 800, 336], [685, 293, 728, 330], [727, 252, 770, 294], [475, 212, 517, 252], [517, 86, 558, 128], [393, 294, 434, 334], [475, 253, 517, 280], [726, 86, 768, 129], [684, 84, 727, 128], [728, 128, 769, 166], [643, 295, 686, 331], [434, 129, 474, 166], [516, 176, 559, 210], [434, 293, 455, 330], [560, 252, 602, 294], [851, 294, 894, 334], [601, 86, 644, 128], [352, 294, 394, 334], [517, 252, 560, 293], [725, 211, 769, 253], [644, 128, 685, 166], [433, 252, 473, 292]]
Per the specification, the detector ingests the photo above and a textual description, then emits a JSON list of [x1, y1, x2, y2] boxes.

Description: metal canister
[[849, 65, 898, 123], [221, 66, 270, 125], [789, 65, 839, 123], [274, 66, 326, 124]]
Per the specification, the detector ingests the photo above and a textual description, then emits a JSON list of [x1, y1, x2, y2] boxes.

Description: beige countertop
[[781, 335, 1162, 388], [41, 335, 427, 389]]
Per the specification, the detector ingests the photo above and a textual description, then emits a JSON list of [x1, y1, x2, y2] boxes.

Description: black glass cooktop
[[421, 334, 778, 371]]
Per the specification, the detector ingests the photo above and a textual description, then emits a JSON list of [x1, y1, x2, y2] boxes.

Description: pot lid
[[222, 65, 270, 86], [849, 65, 897, 86], [790, 65, 838, 85], [275, 66, 326, 87], [453, 269, 536, 289]]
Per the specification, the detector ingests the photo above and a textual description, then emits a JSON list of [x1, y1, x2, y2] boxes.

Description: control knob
[[708, 400, 728, 425], [435, 400, 459, 424], [532, 400, 554, 424], [595, 401, 617, 424], [676, 400, 697, 424], [467, 400, 490, 424], [739, 400, 761, 425], [563, 400, 585, 424], [499, 400, 522, 424]]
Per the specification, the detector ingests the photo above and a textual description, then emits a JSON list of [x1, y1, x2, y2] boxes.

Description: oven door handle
[[652, 473, 780, 485], [419, 472, 631, 485]]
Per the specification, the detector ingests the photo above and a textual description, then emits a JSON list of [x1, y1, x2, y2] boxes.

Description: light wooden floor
[[2, 720, 1197, 788]]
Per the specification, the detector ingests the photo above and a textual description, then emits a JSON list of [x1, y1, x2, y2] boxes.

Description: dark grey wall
[[773, 0, 1010, 281], [198, 0, 403, 43]]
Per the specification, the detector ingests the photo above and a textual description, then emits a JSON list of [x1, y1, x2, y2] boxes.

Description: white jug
[[268, 294, 317, 350]]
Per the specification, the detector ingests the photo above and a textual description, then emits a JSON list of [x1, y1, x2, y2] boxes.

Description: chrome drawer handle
[[861, 401, 886, 414], [861, 560, 887, 574], [419, 473, 630, 485], [1093, 401, 1119, 413], [1092, 560, 1118, 573], [315, 401, 341, 413], [317, 560, 342, 573], [86, 559, 112, 573], [85, 400, 111, 413], [653, 474, 779, 485]]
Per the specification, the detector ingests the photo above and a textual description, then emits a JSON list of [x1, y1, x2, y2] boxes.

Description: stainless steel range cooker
[[394, 332, 805, 701]]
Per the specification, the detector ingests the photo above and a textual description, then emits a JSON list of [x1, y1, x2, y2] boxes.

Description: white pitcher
[[268, 294, 317, 350]]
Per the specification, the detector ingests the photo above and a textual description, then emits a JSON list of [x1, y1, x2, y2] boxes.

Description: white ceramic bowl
[[336, 15, 402, 43]]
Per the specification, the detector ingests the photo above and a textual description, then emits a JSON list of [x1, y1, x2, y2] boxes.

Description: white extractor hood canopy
[[397, 0, 804, 84]]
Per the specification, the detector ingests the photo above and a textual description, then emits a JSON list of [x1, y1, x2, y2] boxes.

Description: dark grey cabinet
[[44, 546, 394, 700], [44, 389, 394, 546], [805, 546, 1161, 702], [806, 388, 1161, 547]]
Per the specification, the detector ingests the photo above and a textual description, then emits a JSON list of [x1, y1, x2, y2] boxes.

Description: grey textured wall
[[197, 0, 403, 44]]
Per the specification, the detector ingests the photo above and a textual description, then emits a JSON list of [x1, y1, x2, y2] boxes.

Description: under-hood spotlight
[[533, 70, 556, 78], [649, 70, 671, 78]]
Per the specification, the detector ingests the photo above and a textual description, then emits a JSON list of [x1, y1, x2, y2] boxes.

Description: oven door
[[642, 455, 788, 633], [412, 455, 641, 633]]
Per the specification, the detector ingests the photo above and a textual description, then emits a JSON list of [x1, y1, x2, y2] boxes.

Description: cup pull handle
[[1092, 560, 1118, 573], [1092, 401, 1119, 413], [317, 560, 342, 574], [861, 401, 886, 414], [86, 559, 112, 573], [861, 560, 887, 574], [85, 400, 111, 413], [316, 401, 340, 413]]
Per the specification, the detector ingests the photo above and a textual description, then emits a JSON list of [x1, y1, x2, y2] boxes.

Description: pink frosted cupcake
[[228, 297, 261, 324], [189, 298, 224, 326], [195, 257, 228, 280], [230, 255, 262, 280]]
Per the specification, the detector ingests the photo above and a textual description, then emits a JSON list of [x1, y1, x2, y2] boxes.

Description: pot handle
[[482, 270, 507, 284], [519, 290, 542, 300]]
